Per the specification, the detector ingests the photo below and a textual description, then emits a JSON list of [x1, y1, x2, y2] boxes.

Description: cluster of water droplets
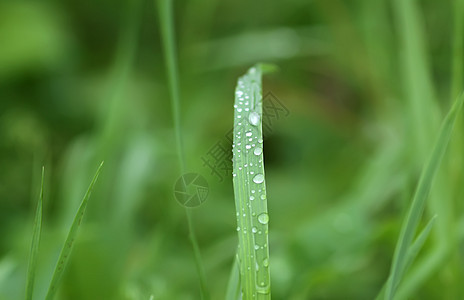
[[232, 67, 270, 296]]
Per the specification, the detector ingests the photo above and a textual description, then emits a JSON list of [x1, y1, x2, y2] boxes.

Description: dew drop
[[258, 138, 263, 143], [246, 145, 252, 150], [249, 195, 255, 201], [258, 213, 269, 224], [254, 147, 263, 156], [253, 174, 264, 184], [260, 194, 266, 200], [254, 245, 260, 250], [246, 132, 252, 137], [236, 226, 240, 231], [252, 227, 258, 233], [249, 112, 260, 126], [263, 258, 269, 267]]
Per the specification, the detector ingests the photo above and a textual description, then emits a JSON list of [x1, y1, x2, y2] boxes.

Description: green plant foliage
[[25, 167, 44, 300], [45, 162, 104, 300], [386, 93, 464, 299], [232, 65, 271, 299]]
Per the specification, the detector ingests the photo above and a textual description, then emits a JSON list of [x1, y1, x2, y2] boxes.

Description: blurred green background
[[1, 0, 464, 299]]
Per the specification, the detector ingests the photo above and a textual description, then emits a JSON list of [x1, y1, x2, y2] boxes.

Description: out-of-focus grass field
[[1, 0, 464, 299]]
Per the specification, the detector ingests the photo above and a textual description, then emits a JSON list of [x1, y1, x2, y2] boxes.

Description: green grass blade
[[156, 0, 209, 298], [385, 93, 464, 300], [402, 215, 437, 276], [45, 162, 104, 300], [232, 65, 271, 299], [392, 0, 440, 160], [156, 0, 185, 172], [225, 254, 240, 300], [186, 210, 209, 300], [25, 167, 44, 300], [377, 215, 437, 300], [452, 0, 464, 100]]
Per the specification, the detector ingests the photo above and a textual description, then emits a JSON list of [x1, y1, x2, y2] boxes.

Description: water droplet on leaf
[[253, 174, 264, 184], [249, 112, 260, 126], [258, 213, 269, 224]]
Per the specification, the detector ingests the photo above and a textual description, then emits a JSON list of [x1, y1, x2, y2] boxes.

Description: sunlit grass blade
[[45, 162, 104, 300], [25, 167, 44, 300], [232, 65, 271, 299], [225, 254, 240, 300], [385, 93, 464, 300]]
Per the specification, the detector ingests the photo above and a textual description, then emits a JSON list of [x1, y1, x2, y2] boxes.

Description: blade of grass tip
[[45, 162, 104, 300], [376, 215, 437, 300], [25, 167, 44, 300], [233, 65, 271, 299], [225, 254, 241, 300], [156, 0, 209, 299], [385, 93, 464, 300]]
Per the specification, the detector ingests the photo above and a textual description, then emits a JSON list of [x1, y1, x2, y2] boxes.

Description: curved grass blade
[[376, 215, 436, 300], [232, 65, 271, 299], [25, 167, 44, 300], [156, 0, 185, 172], [402, 215, 437, 276], [45, 162, 104, 300], [156, 0, 209, 298], [385, 93, 464, 300]]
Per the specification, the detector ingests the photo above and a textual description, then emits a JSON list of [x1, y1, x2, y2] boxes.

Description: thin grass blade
[[232, 65, 271, 299], [25, 167, 44, 300], [156, 0, 209, 298], [45, 162, 104, 300], [377, 215, 436, 300], [402, 215, 437, 276], [385, 93, 464, 299], [156, 0, 185, 172]]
